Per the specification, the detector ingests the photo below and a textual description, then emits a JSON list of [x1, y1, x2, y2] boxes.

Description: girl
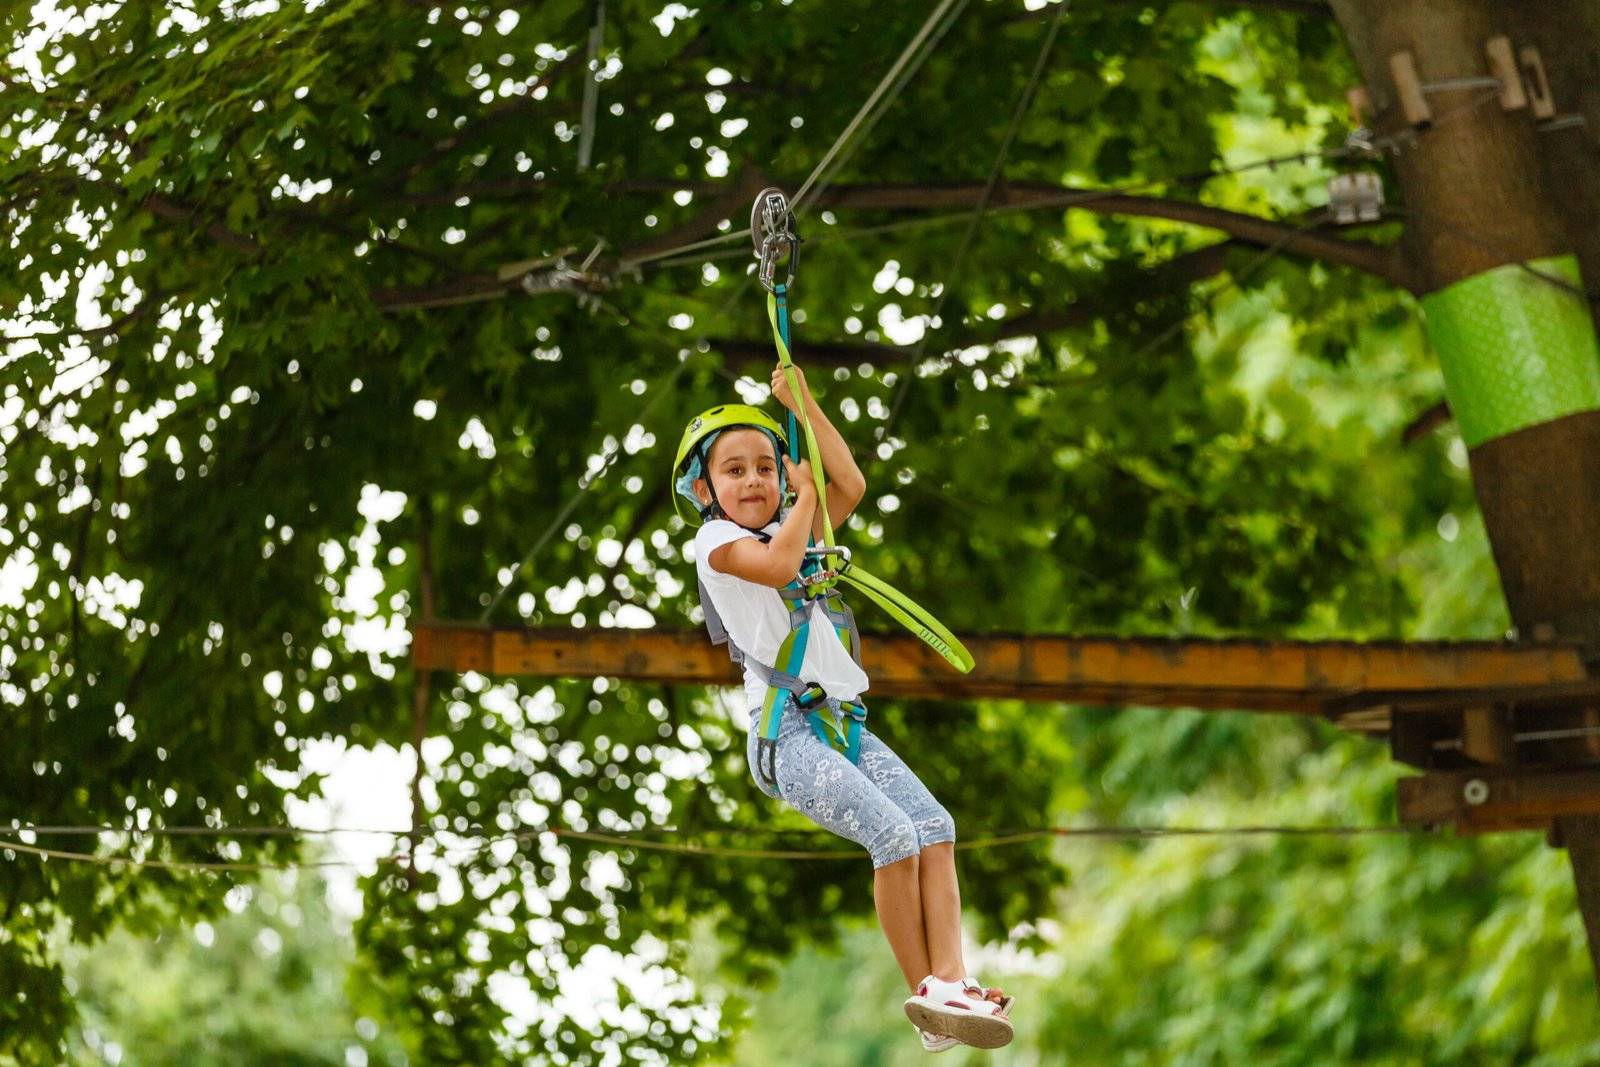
[[671, 362, 1014, 1052]]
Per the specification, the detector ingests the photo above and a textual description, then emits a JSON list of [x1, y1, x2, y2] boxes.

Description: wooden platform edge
[[1398, 766, 1600, 834], [410, 623, 1597, 717]]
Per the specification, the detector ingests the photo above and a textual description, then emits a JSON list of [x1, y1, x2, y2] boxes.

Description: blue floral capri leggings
[[748, 697, 956, 869]]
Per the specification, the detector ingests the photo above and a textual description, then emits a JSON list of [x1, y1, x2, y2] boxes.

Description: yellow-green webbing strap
[[837, 562, 975, 674], [767, 289, 835, 549], [764, 288, 972, 675]]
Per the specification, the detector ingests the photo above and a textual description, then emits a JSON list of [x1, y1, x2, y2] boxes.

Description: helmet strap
[[694, 441, 732, 524]]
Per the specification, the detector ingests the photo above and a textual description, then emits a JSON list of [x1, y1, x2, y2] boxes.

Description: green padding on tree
[[1422, 255, 1600, 448]]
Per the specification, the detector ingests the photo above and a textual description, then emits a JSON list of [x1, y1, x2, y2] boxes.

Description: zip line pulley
[[752, 186, 800, 293]]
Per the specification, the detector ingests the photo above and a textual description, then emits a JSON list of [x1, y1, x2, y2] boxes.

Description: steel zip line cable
[[1, 820, 1441, 874], [478, 269, 758, 621], [616, 0, 972, 273], [791, 0, 972, 216], [878, 0, 1072, 441]]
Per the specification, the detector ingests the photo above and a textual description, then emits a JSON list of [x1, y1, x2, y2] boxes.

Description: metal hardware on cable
[[519, 239, 612, 308], [1342, 126, 1379, 158], [1327, 172, 1385, 225], [752, 186, 800, 293]]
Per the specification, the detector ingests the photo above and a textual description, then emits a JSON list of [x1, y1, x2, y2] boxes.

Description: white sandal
[[914, 1025, 961, 1054], [903, 975, 1015, 1050], [962, 976, 1016, 1018]]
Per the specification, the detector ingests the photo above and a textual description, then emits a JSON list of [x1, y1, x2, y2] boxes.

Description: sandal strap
[[961, 977, 1013, 1018]]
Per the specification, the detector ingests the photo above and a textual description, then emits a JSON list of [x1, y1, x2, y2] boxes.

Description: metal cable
[[878, 0, 1071, 440], [635, 82, 1508, 278], [478, 270, 757, 620], [577, 0, 606, 170], [615, 0, 974, 275], [478, 350, 694, 621], [791, 0, 973, 215], [0, 820, 1441, 874]]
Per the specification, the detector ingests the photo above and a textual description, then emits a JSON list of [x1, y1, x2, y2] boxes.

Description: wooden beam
[[1398, 766, 1600, 833], [1327, 679, 1600, 717], [411, 623, 1596, 714]]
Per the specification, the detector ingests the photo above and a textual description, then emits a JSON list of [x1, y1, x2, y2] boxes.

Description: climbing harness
[[672, 189, 973, 792], [742, 539, 867, 792], [673, 402, 869, 791]]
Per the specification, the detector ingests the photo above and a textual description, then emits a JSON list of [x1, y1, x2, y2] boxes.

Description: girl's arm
[[770, 364, 866, 540], [706, 456, 818, 588]]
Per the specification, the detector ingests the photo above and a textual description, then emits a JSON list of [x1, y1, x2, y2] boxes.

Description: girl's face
[[695, 428, 782, 528]]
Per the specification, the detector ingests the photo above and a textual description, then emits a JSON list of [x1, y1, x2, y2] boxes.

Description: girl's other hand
[[783, 454, 815, 495], [771, 363, 812, 414]]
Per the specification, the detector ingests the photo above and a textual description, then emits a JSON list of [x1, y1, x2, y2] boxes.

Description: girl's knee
[[915, 806, 956, 848], [878, 850, 920, 875], [869, 818, 920, 869]]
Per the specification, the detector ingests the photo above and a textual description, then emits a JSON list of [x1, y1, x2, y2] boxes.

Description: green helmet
[[672, 403, 789, 526]]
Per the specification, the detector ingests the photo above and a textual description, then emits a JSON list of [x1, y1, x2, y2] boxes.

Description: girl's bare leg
[[874, 853, 931, 990], [918, 842, 967, 981], [877, 844, 969, 991]]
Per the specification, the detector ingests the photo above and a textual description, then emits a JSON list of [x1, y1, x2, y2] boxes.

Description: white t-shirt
[[693, 516, 870, 712]]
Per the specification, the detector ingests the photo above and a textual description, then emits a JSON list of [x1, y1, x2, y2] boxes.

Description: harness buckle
[[756, 737, 779, 793], [751, 187, 799, 293], [793, 685, 827, 711]]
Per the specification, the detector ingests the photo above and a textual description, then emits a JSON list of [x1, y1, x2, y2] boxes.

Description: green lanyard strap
[[768, 285, 836, 551], [756, 198, 972, 676]]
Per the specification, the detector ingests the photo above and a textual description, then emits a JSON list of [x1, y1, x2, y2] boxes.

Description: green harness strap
[[769, 286, 837, 557]]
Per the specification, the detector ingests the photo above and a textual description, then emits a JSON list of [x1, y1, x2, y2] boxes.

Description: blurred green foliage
[[62, 864, 405, 1066]]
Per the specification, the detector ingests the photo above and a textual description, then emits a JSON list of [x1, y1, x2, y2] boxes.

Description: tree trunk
[[1332, 0, 1600, 996]]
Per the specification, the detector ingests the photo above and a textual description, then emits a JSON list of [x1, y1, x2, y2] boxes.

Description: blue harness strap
[[749, 575, 867, 793]]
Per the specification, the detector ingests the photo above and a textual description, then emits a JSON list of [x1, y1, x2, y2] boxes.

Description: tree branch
[[1109, 0, 1331, 13], [143, 194, 263, 255], [1402, 399, 1452, 445], [806, 182, 1414, 288], [708, 242, 1237, 368], [389, 49, 585, 193], [371, 273, 547, 313]]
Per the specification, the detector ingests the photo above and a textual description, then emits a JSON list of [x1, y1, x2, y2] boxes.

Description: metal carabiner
[[751, 186, 800, 293]]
